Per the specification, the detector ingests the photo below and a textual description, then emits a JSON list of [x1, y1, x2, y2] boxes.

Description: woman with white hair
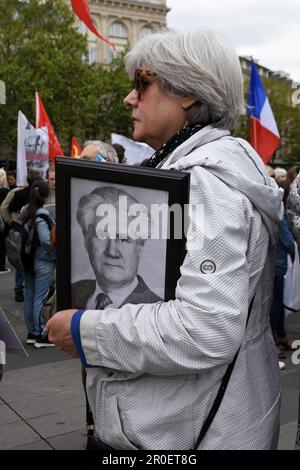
[[46, 31, 284, 450]]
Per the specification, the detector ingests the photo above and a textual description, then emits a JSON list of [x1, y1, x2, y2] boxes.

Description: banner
[[111, 133, 154, 166], [71, 136, 82, 158], [36, 92, 64, 161], [17, 111, 49, 186], [70, 0, 115, 49]]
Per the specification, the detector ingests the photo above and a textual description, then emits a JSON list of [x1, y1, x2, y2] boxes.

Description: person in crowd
[[9, 168, 42, 218], [21, 179, 56, 348], [287, 165, 300, 185], [287, 172, 300, 450], [112, 143, 127, 164], [7, 168, 43, 302], [80, 141, 118, 163], [46, 30, 283, 450], [274, 167, 287, 184], [269, 180, 296, 367], [7, 170, 17, 189], [266, 165, 275, 178], [72, 186, 161, 309], [0, 168, 10, 273], [46, 165, 55, 205], [0, 168, 9, 204], [288, 172, 300, 242]]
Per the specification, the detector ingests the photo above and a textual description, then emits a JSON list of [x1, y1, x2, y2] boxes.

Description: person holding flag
[[248, 61, 280, 164]]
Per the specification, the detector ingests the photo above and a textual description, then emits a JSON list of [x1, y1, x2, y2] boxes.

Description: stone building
[[74, 0, 169, 65]]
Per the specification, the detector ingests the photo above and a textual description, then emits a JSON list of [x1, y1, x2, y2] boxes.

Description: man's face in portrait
[[85, 232, 143, 292]]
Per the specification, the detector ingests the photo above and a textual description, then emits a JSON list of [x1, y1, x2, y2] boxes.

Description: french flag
[[248, 61, 280, 164]]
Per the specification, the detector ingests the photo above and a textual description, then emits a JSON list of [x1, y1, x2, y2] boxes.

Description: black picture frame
[[55, 157, 190, 311]]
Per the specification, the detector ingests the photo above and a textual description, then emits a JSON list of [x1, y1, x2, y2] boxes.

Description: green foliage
[[263, 76, 300, 164], [1, 0, 299, 163], [0, 0, 132, 158]]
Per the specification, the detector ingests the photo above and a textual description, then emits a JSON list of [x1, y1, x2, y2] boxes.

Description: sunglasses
[[134, 69, 157, 99]]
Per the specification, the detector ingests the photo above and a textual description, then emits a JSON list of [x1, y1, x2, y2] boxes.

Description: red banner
[[71, 136, 82, 158], [70, 0, 115, 49], [36, 92, 64, 161]]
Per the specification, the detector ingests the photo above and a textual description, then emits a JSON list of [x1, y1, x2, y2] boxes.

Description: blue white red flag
[[248, 61, 280, 163]]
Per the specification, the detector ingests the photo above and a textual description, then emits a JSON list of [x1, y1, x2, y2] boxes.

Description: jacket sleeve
[[36, 217, 56, 259], [280, 216, 295, 261], [73, 166, 253, 376]]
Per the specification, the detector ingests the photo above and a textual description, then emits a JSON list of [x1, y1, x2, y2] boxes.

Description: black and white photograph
[[70, 178, 168, 309], [55, 158, 190, 311]]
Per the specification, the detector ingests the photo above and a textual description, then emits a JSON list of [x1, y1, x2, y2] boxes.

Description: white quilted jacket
[[79, 126, 284, 450]]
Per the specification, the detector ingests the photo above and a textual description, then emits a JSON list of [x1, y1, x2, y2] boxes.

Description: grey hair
[[125, 30, 245, 132], [77, 186, 149, 243], [82, 140, 118, 163]]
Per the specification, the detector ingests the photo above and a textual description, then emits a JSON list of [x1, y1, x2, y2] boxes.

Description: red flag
[[71, 136, 82, 158], [70, 0, 115, 49], [36, 92, 64, 162]]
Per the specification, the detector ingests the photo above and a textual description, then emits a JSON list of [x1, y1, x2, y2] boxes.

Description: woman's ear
[[181, 96, 198, 110]]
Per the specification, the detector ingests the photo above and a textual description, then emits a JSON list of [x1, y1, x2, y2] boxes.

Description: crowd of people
[[265, 165, 300, 370], [0, 140, 127, 349], [1, 29, 300, 450]]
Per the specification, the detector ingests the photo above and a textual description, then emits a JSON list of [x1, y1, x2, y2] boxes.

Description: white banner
[[111, 133, 154, 165], [17, 111, 49, 185]]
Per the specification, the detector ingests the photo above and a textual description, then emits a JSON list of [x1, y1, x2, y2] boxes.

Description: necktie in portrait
[[95, 293, 112, 310]]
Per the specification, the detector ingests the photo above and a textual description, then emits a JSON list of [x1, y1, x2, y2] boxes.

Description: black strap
[[82, 367, 95, 436], [36, 213, 52, 231], [192, 296, 255, 450]]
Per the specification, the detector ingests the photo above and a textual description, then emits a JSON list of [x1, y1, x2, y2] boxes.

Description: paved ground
[[0, 268, 299, 450]]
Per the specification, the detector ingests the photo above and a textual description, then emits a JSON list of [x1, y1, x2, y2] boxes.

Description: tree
[[0, 0, 132, 158]]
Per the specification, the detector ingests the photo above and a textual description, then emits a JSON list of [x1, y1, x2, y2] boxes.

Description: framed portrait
[[55, 158, 190, 311]]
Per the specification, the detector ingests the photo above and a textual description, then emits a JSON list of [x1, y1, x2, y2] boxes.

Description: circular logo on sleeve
[[200, 260, 216, 274]]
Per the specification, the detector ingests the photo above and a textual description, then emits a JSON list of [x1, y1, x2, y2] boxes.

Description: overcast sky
[[167, 0, 300, 83]]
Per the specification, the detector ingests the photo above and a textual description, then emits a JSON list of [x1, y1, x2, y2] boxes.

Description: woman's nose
[[123, 89, 138, 107]]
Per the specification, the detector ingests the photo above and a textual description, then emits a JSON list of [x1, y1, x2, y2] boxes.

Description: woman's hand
[[45, 310, 78, 357]]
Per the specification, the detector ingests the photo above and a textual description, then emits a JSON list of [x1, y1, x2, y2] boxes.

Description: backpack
[[5, 212, 52, 273]]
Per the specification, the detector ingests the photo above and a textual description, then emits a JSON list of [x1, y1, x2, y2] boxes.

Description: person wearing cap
[[71, 186, 161, 309]]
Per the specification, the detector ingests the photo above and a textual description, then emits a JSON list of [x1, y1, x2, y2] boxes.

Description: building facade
[[73, 0, 295, 90], [75, 0, 169, 65]]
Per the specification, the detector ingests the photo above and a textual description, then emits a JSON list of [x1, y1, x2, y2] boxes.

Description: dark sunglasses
[[134, 68, 157, 99]]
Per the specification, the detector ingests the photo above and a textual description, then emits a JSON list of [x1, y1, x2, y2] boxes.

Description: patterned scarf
[[144, 123, 205, 168]]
